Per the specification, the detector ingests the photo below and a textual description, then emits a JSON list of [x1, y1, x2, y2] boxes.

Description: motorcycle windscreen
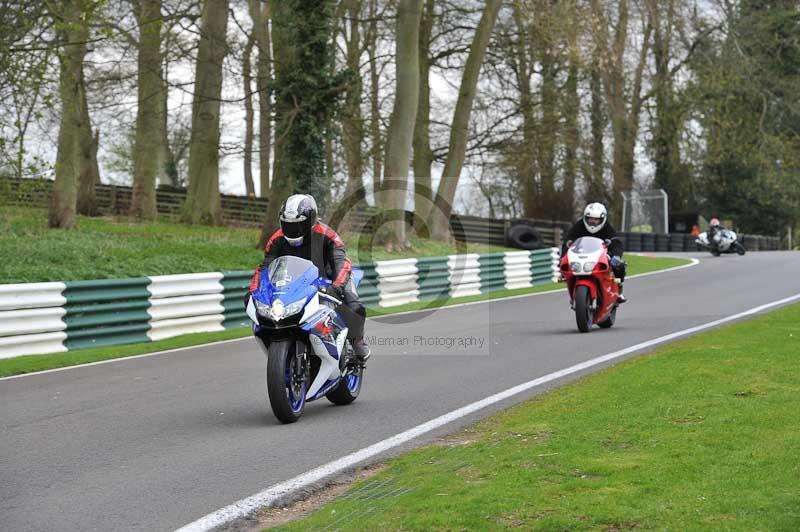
[[253, 256, 320, 304], [268, 256, 319, 287], [571, 237, 604, 254]]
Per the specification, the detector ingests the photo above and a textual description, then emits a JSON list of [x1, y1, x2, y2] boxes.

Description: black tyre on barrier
[[642, 233, 656, 252], [655, 234, 670, 252], [574, 285, 593, 333], [626, 233, 643, 252], [506, 223, 543, 250]]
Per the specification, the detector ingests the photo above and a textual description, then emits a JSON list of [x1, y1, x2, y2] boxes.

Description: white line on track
[[0, 257, 699, 382], [176, 289, 800, 532]]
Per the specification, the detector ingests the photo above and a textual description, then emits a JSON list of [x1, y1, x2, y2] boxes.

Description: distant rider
[[252, 194, 370, 362], [708, 218, 721, 253], [561, 202, 627, 303]]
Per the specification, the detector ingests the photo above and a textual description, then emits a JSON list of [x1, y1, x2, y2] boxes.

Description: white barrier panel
[[0, 282, 66, 311], [448, 254, 481, 298], [147, 273, 224, 299], [375, 259, 419, 307], [504, 251, 533, 290], [0, 331, 68, 359], [550, 248, 561, 282], [148, 315, 225, 342], [0, 307, 67, 337], [148, 294, 225, 322]]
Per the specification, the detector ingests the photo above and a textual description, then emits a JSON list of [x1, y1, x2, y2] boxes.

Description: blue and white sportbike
[[245, 256, 365, 423]]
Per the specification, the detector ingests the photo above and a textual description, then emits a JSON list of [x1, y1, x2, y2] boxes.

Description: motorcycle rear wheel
[[267, 340, 306, 424], [598, 307, 617, 329], [575, 285, 593, 333]]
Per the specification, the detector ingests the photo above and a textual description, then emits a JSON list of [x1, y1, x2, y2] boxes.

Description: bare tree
[[341, 0, 367, 203], [49, 0, 99, 228], [248, 0, 272, 198], [365, 0, 383, 196], [242, 30, 256, 196], [412, 0, 435, 209], [182, 0, 229, 225], [130, 0, 164, 220], [382, 0, 423, 249], [591, 0, 652, 218], [427, 0, 502, 241]]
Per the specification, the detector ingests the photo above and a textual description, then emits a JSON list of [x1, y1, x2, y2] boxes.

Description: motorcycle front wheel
[[267, 340, 307, 423], [327, 342, 363, 405], [574, 285, 594, 333], [735, 243, 746, 255]]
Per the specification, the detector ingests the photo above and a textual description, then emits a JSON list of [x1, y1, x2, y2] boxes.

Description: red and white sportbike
[[559, 237, 622, 333]]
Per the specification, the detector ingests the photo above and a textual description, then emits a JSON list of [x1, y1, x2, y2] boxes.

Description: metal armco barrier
[[0, 249, 560, 359]]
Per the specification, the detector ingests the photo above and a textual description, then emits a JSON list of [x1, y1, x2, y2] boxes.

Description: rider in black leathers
[[250, 194, 370, 362], [561, 202, 627, 302]]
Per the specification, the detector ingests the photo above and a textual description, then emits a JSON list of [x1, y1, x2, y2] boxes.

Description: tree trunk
[[259, 0, 336, 247], [131, 0, 163, 220], [382, 0, 423, 248], [428, 0, 502, 241], [561, 48, 579, 220], [591, 0, 651, 221], [341, 0, 366, 205], [157, 38, 178, 187], [243, 32, 256, 196], [537, 43, 558, 219], [511, 1, 538, 218], [367, 0, 383, 200], [76, 65, 99, 216], [182, 0, 229, 225], [648, 0, 686, 212], [259, 4, 292, 248], [412, 0, 434, 214], [50, 2, 92, 229], [587, 44, 606, 203], [248, 0, 272, 198]]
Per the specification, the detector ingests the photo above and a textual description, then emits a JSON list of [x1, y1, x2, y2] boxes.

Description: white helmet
[[583, 203, 608, 234]]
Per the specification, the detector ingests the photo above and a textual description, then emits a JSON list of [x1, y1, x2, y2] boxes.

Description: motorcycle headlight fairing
[[571, 262, 582, 273], [583, 261, 596, 273], [254, 297, 306, 321]]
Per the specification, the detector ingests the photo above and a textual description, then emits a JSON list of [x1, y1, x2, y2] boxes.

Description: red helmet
[[710, 218, 720, 228]]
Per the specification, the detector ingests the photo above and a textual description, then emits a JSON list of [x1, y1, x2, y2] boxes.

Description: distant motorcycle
[[696, 229, 746, 256], [559, 237, 622, 333], [245, 256, 365, 424]]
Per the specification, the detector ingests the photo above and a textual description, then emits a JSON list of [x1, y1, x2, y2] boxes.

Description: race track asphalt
[[2, 251, 799, 531]]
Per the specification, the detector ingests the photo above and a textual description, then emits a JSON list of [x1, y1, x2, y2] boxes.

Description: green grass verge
[[0, 206, 511, 283], [275, 302, 800, 532], [0, 255, 691, 378]]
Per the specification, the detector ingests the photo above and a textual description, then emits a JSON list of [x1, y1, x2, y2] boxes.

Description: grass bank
[[275, 302, 800, 531], [0, 206, 510, 283]]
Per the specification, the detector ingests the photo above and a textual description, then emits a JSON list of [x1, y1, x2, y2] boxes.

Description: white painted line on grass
[[176, 289, 799, 532], [1, 256, 699, 382]]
